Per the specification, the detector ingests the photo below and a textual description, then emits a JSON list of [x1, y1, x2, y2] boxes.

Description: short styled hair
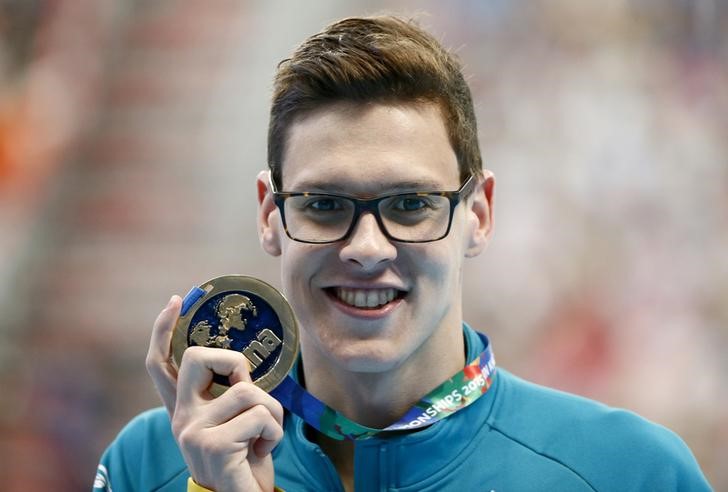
[[267, 15, 483, 188]]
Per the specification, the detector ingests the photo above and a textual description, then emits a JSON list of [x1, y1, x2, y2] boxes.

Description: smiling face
[[258, 101, 494, 376]]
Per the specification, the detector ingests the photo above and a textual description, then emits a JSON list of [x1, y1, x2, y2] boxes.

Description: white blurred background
[[0, 0, 725, 489]]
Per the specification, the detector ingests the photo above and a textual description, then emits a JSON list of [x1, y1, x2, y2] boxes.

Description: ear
[[465, 170, 495, 258], [256, 170, 282, 257]]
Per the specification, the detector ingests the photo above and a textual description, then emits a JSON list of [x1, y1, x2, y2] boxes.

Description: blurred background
[[0, 0, 726, 489]]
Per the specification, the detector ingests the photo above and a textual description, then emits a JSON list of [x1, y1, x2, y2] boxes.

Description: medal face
[[172, 275, 299, 395]]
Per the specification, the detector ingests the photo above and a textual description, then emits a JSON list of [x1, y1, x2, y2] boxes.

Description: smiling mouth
[[327, 287, 405, 309]]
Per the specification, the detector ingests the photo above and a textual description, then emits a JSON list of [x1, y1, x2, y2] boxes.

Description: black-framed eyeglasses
[[270, 174, 476, 244]]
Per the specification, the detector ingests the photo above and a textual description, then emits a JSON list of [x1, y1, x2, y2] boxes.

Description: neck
[[300, 322, 466, 429]]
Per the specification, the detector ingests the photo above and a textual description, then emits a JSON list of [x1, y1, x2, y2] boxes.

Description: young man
[[94, 16, 711, 492]]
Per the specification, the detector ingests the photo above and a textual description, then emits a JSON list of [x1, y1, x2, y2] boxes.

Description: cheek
[[279, 243, 329, 298], [407, 239, 463, 285], [280, 240, 317, 270]]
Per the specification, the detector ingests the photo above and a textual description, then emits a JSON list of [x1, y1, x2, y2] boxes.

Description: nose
[[339, 212, 397, 271]]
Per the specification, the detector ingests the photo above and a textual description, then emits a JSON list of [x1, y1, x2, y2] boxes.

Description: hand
[[146, 296, 284, 491]]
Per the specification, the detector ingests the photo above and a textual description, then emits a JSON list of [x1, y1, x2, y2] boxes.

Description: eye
[[306, 197, 344, 211], [392, 196, 431, 212]]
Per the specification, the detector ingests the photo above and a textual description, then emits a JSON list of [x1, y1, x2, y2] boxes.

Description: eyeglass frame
[[269, 173, 477, 244]]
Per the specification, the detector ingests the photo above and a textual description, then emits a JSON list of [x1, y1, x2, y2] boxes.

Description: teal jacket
[[94, 326, 712, 491]]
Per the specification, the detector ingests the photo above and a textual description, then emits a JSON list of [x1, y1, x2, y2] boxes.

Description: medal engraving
[[242, 328, 282, 371], [172, 275, 299, 395]]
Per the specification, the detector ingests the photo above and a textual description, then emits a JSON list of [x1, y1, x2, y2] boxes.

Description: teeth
[[378, 290, 387, 305], [335, 287, 399, 308], [355, 290, 366, 307], [366, 291, 378, 307]]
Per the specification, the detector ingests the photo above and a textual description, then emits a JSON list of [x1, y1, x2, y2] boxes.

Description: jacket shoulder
[[94, 407, 187, 491], [490, 370, 712, 491]]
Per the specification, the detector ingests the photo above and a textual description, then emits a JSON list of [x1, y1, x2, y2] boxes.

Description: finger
[[145, 295, 182, 414], [207, 380, 284, 426], [253, 437, 280, 459], [176, 347, 252, 406], [147, 295, 181, 365], [216, 403, 284, 454]]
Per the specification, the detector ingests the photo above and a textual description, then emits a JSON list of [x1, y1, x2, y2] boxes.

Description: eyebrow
[[286, 179, 449, 195]]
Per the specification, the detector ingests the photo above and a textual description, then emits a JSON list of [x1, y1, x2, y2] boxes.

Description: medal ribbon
[[180, 285, 496, 441], [270, 338, 496, 441]]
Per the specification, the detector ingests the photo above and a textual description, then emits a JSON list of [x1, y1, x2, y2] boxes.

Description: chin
[[320, 337, 405, 373]]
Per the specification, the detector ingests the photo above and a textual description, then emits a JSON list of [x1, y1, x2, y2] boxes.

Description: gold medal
[[172, 275, 299, 395]]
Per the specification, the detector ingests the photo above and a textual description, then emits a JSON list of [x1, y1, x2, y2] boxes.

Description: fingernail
[[166, 295, 175, 308]]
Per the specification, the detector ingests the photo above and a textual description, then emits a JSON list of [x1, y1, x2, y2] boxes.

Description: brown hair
[[267, 15, 482, 188]]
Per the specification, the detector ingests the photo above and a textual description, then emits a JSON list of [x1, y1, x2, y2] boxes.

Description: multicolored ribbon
[[180, 283, 496, 441], [270, 337, 496, 441]]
